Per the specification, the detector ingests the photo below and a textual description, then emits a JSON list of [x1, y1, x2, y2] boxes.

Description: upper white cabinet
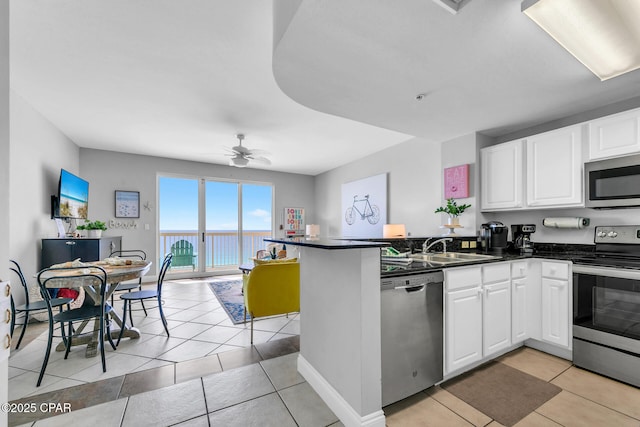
[[526, 124, 583, 208], [481, 125, 584, 211], [480, 140, 524, 211], [589, 107, 640, 160]]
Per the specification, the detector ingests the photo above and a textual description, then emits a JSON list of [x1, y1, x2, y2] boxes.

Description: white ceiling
[[10, 0, 640, 176]]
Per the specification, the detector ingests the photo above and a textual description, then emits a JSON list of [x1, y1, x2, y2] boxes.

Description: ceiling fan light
[[522, 0, 640, 81], [230, 156, 249, 167]]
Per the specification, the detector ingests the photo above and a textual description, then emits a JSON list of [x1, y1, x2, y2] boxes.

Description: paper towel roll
[[542, 217, 590, 229]]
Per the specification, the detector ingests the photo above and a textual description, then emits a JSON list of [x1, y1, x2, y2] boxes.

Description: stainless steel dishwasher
[[381, 270, 443, 407]]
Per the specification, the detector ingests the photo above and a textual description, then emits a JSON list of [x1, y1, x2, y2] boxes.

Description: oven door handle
[[573, 264, 640, 280]]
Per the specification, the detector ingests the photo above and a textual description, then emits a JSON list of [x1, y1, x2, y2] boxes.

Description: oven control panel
[[594, 225, 640, 244]]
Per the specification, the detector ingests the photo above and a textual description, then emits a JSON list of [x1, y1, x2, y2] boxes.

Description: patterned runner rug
[[208, 279, 250, 324]]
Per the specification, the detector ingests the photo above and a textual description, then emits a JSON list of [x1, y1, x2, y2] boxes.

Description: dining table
[[39, 260, 152, 357]]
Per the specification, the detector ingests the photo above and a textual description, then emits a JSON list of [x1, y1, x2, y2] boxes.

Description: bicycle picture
[[345, 194, 380, 225]]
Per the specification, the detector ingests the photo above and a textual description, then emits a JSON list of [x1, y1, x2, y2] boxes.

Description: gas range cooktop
[[573, 225, 640, 269]]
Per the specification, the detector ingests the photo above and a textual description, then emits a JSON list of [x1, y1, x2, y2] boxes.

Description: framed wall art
[[115, 190, 140, 218], [341, 173, 387, 238], [444, 164, 470, 199]]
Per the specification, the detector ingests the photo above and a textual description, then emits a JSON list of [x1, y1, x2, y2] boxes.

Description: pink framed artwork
[[444, 164, 469, 199]]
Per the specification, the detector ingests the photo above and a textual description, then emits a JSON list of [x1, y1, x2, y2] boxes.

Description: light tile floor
[[9, 277, 640, 427], [8, 275, 299, 401]]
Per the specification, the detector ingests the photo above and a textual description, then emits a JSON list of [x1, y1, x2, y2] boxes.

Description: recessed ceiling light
[[523, 0, 640, 81]]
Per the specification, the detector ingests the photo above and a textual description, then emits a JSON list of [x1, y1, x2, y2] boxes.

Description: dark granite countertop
[[265, 237, 390, 250], [380, 245, 596, 278]]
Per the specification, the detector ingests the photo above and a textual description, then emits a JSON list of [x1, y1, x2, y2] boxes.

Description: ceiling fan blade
[[249, 156, 271, 165]]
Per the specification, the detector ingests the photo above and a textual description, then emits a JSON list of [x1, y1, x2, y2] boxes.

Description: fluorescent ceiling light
[[522, 0, 640, 81], [433, 0, 470, 15]]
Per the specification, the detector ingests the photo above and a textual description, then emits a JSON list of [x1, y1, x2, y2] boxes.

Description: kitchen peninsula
[[265, 237, 389, 427]]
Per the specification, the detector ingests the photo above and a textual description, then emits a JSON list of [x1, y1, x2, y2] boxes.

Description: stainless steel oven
[[572, 225, 640, 387], [585, 154, 640, 208]]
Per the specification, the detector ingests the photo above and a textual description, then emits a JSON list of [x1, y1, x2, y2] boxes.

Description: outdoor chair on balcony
[[170, 240, 196, 271]]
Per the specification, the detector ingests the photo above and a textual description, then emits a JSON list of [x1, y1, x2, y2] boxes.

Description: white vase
[[447, 216, 460, 226], [88, 230, 103, 238]]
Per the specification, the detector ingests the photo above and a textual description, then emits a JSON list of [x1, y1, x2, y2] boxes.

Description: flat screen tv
[[53, 169, 89, 219]]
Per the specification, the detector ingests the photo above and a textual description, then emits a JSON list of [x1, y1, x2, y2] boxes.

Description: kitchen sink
[[409, 252, 500, 264]]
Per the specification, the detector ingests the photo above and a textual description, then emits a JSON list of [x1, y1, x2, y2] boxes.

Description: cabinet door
[[589, 108, 640, 160], [526, 125, 583, 207], [511, 277, 527, 344], [41, 239, 75, 268], [541, 278, 569, 347], [483, 280, 511, 357], [445, 286, 482, 374], [481, 140, 523, 211]]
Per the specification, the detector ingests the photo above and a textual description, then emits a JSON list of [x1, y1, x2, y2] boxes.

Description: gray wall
[[9, 91, 80, 305], [314, 136, 444, 238], [80, 148, 315, 276]]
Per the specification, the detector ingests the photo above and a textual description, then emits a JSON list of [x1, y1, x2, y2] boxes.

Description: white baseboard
[[525, 339, 572, 360], [297, 354, 386, 427]]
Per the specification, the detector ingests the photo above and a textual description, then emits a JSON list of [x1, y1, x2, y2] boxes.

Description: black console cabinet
[[41, 237, 122, 269]]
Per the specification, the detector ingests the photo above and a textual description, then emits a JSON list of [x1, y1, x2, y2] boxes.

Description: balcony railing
[[160, 230, 272, 271]]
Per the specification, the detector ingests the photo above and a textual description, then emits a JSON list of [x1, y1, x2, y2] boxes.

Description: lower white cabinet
[[444, 259, 571, 376], [483, 280, 511, 356], [444, 263, 511, 375], [511, 277, 528, 344], [541, 277, 570, 347], [445, 285, 483, 373], [540, 261, 571, 348]]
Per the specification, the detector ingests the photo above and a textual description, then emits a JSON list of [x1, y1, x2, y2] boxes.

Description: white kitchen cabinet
[[445, 263, 511, 374], [511, 277, 528, 343], [526, 124, 583, 208], [445, 285, 483, 373], [589, 107, 640, 160], [540, 261, 571, 348], [483, 280, 511, 356], [480, 140, 524, 211], [511, 259, 529, 345]]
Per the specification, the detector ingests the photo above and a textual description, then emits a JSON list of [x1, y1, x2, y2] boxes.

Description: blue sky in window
[[159, 177, 272, 231]]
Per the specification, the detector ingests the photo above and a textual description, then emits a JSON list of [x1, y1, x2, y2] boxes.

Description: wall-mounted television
[[51, 169, 89, 219]]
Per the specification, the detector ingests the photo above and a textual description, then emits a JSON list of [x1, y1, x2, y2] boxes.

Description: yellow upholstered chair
[[243, 261, 300, 344]]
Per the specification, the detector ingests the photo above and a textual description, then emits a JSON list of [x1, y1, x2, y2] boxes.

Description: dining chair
[[108, 249, 148, 320], [243, 260, 300, 344], [117, 253, 173, 345], [36, 265, 116, 387], [9, 260, 73, 350]]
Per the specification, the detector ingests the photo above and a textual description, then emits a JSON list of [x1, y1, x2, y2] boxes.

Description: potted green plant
[[76, 220, 108, 238], [435, 198, 471, 225]]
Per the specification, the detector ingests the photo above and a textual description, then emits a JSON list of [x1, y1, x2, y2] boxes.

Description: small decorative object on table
[[76, 220, 108, 238], [435, 198, 471, 236]]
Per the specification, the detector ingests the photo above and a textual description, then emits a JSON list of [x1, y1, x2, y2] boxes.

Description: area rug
[[440, 362, 561, 426], [208, 279, 249, 324]]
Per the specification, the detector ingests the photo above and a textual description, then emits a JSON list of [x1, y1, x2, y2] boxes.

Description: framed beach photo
[[115, 190, 140, 218]]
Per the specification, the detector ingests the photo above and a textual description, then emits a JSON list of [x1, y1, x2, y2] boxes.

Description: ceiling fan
[[226, 134, 271, 168]]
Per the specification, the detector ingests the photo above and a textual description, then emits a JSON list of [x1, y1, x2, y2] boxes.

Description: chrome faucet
[[422, 237, 453, 254]]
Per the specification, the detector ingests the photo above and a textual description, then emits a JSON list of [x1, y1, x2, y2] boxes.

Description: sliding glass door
[[159, 175, 272, 274]]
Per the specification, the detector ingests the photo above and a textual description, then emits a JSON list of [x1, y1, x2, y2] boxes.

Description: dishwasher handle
[[394, 284, 426, 292]]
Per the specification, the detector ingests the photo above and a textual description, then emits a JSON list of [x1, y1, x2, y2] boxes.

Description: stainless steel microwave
[[586, 154, 640, 208]]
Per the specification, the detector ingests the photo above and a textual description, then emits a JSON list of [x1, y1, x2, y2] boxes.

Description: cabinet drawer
[[542, 261, 569, 280], [482, 263, 510, 284], [511, 261, 528, 278], [445, 266, 482, 291]]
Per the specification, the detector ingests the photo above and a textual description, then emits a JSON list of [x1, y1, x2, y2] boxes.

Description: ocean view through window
[[159, 175, 273, 273]]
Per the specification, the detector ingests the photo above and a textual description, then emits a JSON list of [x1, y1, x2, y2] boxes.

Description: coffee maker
[[511, 224, 536, 255], [480, 221, 508, 254]]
